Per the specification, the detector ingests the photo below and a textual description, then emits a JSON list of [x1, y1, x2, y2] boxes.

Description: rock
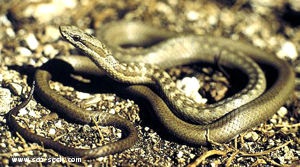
[[277, 107, 288, 118], [25, 33, 39, 50], [277, 41, 298, 60], [0, 88, 11, 114], [176, 77, 207, 104]]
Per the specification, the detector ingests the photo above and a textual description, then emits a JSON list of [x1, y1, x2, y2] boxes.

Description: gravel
[[0, 0, 299, 166]]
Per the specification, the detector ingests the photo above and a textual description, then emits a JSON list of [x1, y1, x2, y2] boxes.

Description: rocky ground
[[0, 0, 300, 166]]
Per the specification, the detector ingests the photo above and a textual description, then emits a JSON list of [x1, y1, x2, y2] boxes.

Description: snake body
[[59, 21, 294, 142], [7, 21, 295, 158], [61, 23, 269, 124], [7, 70, 138, 159]]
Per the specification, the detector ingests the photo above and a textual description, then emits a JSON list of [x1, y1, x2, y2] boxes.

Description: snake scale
[[7, 21, 295, 158]]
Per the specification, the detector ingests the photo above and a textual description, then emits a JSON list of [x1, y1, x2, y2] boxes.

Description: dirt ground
[[0, 0, 300, 166]]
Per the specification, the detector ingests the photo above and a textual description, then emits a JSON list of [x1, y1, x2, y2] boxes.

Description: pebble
[[0, 142, 6, 148], [277, 41, 298, 60], [18, 108, 28, 116], [109, 108, 116, 114], [24, 0, 77, 23], [176, 77, 207, 104], [25, 33, 39, 50], [265, 129, 275, 137], [177, 151, 184, 158], [48, 128, 56, 136], [186, 10, 200, 21], [16, 47, 32, 57], [45, 26, 61, 42], [289, 0, 300, 11], [82, 124, 91, 132], [244, 131, 259, 141], [251, 0, 277, 7], [116, 131, 122, 138], [156, 2, 173, 15], [43, 44, 59, 58], [0, 87, 11, 114], [277, 107, 288, 118], [220, 10, 235, 27], [76, 91, 91, 99], [55, 120, 63, 129], [28, 109, 38, 118], [0, 15, 11, 26], [8, 82, 23, 95], [5, 27, 15, 38], [243, 23, 261, 37], [144, 127, 150, 132]]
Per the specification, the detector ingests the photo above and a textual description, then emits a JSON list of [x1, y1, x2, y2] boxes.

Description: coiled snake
[[7, 21, 295, 158]]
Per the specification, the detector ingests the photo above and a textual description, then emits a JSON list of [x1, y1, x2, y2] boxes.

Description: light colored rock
[[24, 0, 77, 23], [0, 88, 11, 114], [186, 10, 199, 21], [289, 0, 300, 11], [176, 77, 207, 104], [43, 44, 59, 58], [48, 128, 56, 136], [9, 83, 23, 96], [25, 33, 39, 50], [277, 41, 298, 60], [277, 107, 288, 118], [16, 47, 32, 57]]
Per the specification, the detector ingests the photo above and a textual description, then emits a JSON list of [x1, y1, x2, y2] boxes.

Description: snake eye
[[72, 35, 81, 41]]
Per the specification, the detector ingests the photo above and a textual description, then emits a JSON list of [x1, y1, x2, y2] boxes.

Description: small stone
[[0, 88, 11, 114], [277, 107, 288, 118], [244, 131, 259, 141], [243, 23, 261, 37], [25, 33, 39, 50], [188, 153, 195, 160], [220, 11, 235, 27], [116, 131, 122, 138], [208, 15, 218, 26], [24, 0, 77, 23], [109, 109, 116, 114], [45, 26, 61, 42], [28, 109, 37, 118], [186, 10, 200, 21], [265, 130, 275, 137], [177, 158, 185, 163], [176, 77, 207, 104], [16, 47, 32, 57], [8, 83, 23, 95], [76, 91, 91, 99], [82, 124, 91, 132], [0, 15, 12, 26], [43, 44, 59, 58], [55, 120, 63, 129], [18, 108, 28, 116], [156, 2, 173, 15], [289, 0, 300, 11], [177, 151, 184, 158], [251, 0, 277, 7], [0, 74, 3, 83], [0, 142, 6, 148], [144, 127, 150, 132], [270, 118, 277, 124], [5, 27, 15, 38], [277, 41, 298, 60], [48, 128, 56, 136]]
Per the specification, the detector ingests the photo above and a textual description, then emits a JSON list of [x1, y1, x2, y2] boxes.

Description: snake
[[7, 21, 295, 158]]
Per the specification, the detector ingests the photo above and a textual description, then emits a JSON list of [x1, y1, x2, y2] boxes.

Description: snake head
[[59, 25, 112, 59]]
